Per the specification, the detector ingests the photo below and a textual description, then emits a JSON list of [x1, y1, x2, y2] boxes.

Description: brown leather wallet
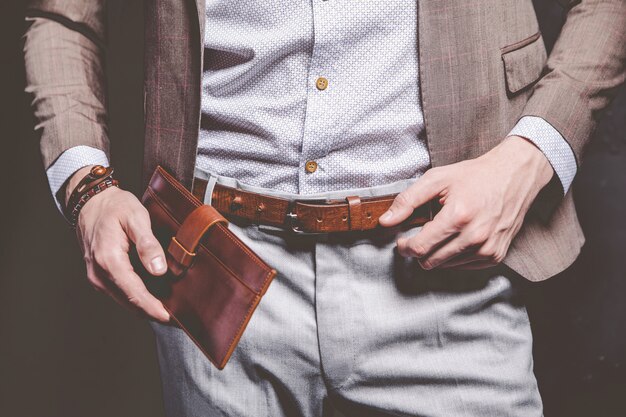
[[133, 166, 277, 369]]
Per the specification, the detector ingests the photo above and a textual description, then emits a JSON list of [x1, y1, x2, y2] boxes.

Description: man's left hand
[[379, 136, 554, 270]]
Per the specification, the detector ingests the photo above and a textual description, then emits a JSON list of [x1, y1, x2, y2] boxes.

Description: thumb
[[124, 212, 167, 276], [379, 170, 443, 227]]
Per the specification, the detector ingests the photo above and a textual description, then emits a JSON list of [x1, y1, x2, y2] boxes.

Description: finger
[[416, 240, 479, 271], [396, 205, 457, 258], [90, 264, 149, 315], [440, 259, 499, 270], [98, 250, 170, 323], [426, 250, 480, 268], [416, 225, 489, 269], [379, 169, 444, 227], [123, 209, 167, 276], [436, 244, 502, 270], [89, 262, 154, 316]]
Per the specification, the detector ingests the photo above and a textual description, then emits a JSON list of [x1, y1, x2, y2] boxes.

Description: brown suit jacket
[[23, 0, 626, 281]]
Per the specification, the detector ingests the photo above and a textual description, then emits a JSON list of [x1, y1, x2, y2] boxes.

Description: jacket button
[[315, 77, 328, 91], [305, 160, 318, 173]]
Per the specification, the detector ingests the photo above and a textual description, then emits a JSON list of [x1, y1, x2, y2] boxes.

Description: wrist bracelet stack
[[65, 165, 119, 227]]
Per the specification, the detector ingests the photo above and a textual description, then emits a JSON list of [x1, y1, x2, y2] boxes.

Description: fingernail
[[162, 311, 171, 323], [151, 256, 166, 274], [380, 210, 392, 222]]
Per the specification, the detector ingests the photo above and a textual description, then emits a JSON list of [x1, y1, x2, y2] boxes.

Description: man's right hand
[[66, 166, 170, 323]]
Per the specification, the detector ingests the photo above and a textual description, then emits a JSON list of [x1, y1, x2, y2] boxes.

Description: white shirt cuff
[[46, 146, 110, 213], [507, 116, 577, 195]]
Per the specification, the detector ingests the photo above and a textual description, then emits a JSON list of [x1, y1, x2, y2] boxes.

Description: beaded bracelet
[[65, 165, 119, 227]]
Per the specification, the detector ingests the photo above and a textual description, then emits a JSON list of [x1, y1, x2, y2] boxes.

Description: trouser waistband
[[193, 167, 435, 234]]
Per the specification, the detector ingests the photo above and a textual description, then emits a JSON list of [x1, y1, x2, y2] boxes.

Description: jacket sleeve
[[23, 1, 109, 171], [522, 0, 626, 220]]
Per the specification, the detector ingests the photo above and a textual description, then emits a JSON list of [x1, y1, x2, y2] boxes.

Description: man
[[23, 0, 626, 416]]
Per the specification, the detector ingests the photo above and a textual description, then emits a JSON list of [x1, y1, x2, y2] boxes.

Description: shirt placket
[[298, 0, 336, 194]]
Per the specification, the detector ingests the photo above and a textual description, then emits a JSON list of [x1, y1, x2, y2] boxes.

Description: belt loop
[[203, 175, 219, 206], [346, 196, 363, 231]]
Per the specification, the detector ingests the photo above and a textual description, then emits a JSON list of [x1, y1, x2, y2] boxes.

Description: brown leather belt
[[192, 177, 436, 234]]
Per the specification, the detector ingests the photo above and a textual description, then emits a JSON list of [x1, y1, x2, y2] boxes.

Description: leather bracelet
[[65, 165, 119, 227]]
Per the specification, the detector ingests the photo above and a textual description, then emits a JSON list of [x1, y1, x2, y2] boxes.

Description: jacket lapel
[[196, 0, 205, 42], [145, 0, 501, 188], [418, 0, 458, 168], [142, 0, 204, 190], [418, 0, 506, 168]]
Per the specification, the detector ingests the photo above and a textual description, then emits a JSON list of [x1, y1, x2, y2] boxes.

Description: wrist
[[498, 135, 554, 188], [65, 165, 98, 208], [65, 165, 119, 227]]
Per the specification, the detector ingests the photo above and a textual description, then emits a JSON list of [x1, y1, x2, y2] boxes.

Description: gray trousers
[[150, 168, 543, 417]]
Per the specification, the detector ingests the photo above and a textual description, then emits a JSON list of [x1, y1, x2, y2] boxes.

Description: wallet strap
[[167, 205, 229, 276]]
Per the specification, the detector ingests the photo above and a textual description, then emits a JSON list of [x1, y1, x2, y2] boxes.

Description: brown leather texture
[[193, 178, 435, 233], [136, 166, 277, 370], [65, 166, 116, 225]]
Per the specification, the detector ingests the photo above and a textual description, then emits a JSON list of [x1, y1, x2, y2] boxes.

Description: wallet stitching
[[158, 167, 270, 269], [147, 187, 259, 294], [148, 167, 278, 368], [157, 167, 204, 207], [155, 168, 270, 272], [223, 293, 263, 367], [147, 188, 270, 367], [160, 304, 222, 369], [147, 188, 269, 369]]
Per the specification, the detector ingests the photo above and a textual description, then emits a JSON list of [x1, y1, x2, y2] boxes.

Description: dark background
[[1, 1, 625, 416]]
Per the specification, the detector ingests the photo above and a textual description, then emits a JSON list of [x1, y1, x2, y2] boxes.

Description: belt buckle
[[286, 199, 330, 235]]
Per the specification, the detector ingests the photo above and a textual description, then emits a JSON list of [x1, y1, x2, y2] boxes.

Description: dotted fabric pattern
[[508, 116, 577, 194], [46, 145, 110, 212], [196, 0, 430, 194], [47, 3, 577, 210]]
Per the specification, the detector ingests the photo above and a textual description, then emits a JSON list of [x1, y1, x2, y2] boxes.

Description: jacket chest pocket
[[501, 32, 547, 95]]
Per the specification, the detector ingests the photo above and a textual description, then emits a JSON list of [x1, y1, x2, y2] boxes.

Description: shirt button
[[315, 77, 328, 91], [305, 160, 318, 173]]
